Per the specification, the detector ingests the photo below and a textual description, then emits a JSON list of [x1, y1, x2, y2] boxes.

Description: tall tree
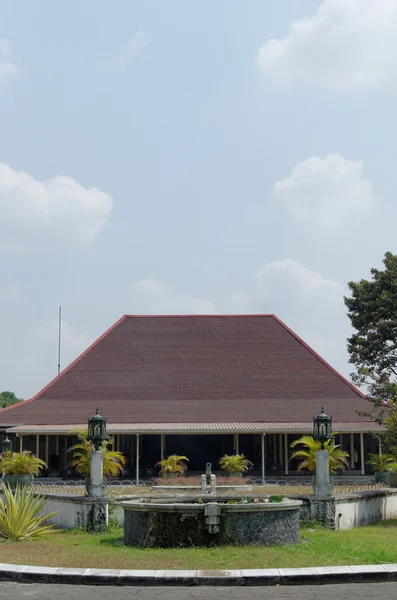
[[0, 391, 23, 408], [344, 251, 397, 426]]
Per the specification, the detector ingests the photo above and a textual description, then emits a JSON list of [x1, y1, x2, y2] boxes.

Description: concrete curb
[[0, 563, 396, 586]]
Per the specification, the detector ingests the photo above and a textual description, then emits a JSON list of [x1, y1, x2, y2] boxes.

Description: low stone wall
[[112, 504, 125, 527], [222, 503, 300, 546], [294, 489, 397, 530], [335, 489, 397, 530], [32, 488, 397, 534], [122, 500, 301, 547], [40, 495, 109, 531]]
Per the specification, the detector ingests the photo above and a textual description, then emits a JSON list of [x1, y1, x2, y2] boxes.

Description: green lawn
[[0, 522, 396, 570]]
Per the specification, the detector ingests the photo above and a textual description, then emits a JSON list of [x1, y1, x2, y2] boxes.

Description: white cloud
[[255, 259, 350, 375], [228, 293, 251, 313], [0, 38, 17, 81], [4, 283, 21, 301], [257, 0, 397, 90], [119, 31, 150, 63], [257, 259, 340, 299], [273, 154, 376, 234], [131, 279, 216, 314], [0, 162, 113, 247]]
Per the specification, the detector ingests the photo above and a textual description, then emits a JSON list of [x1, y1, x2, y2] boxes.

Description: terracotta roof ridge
[[0, 315, 279, 414], [272, 315, 366, 400], [0, 313, 368, 424], [122, 314, 277, 318]]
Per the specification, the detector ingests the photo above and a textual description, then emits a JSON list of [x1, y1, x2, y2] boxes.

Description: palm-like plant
[[0, 451, 47, 475], [387, 461, 397, 473], [156, 454, 189, 474], [367, 453, 394, 472], [290, 436, 349, 474], [68, 430, 126, 477], [0, 484, 59, 540], [219, 454, 253, 473]]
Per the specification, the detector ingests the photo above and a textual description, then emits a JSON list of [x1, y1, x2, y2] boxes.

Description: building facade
[[0, 315, 381, 479]]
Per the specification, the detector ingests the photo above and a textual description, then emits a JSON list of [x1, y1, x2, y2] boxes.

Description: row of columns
[[260, 432, 366, 480], [35, 434, 50, 464], [126, 432, 366, 481], [260, 433, 289, 480], [15, 431, 367, 478], [18, 434, 68, 468]]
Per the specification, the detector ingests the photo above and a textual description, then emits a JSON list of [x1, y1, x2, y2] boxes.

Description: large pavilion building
[[0, 315, 380, 479]]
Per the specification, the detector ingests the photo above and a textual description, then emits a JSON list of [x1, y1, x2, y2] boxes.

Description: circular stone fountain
[[122, 498, 302, 547]]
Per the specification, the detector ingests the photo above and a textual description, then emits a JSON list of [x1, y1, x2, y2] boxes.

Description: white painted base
[[314, 449, 332, 497], [87, 451, 105, 498]]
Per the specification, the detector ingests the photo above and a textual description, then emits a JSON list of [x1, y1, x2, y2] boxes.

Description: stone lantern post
[[1, 436, 12, 481], [1, 436, 12, 454], [313, 407, 333, 498], [87, 408, 107, 498], [86, 408, 108, 531]]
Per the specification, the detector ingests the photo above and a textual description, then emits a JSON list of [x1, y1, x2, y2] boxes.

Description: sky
[[1, 0, 396, 399]]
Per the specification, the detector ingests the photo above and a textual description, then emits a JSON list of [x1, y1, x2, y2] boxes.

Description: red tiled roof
[[0, 315, 371, 427]]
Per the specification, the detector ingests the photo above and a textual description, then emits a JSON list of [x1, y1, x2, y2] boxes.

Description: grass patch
[[0, 521, 396, 570]]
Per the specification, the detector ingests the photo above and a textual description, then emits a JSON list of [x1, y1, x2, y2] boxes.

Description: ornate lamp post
[[86, 409, 107, 500], [312, 407, 333, 498], [1, 436, 12, 481], [85, 408, 108, 532], [87, 408, 107, 451], [313, 407, 332, 448], [1, 436, 12, 454]]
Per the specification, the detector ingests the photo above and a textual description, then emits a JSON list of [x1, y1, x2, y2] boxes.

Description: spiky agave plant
[[219, 454, 253, 473], [0, 484, 59, 541], [156, 455, 189, 474], [290, 435, 350, 474], [68, 430, 127, 477]]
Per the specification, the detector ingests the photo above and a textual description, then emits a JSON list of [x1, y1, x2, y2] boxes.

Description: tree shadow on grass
[[374, 519, 397, 528], [99, 536, 126, 548]]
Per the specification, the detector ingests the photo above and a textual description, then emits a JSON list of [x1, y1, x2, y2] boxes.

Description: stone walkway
[[0, 582, 396, 600]]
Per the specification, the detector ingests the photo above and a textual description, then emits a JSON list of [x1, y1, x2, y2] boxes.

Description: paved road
[[0, 583, 396, 599]]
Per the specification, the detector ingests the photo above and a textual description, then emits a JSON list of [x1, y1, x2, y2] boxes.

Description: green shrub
[[156, 455, 189, 474], [68, 430, 126, 477], [367, 453, 394, 472], [0, 451, 47, 475], [290, 436, 349, 474], [219, 454, 253, 473]]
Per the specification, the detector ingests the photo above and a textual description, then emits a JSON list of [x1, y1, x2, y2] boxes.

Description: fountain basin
[[122, 499, 302, 547]]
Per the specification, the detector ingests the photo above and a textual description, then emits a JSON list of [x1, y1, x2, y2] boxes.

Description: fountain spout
[[206, 462, 211, 485], [202, 462, 216, 494]]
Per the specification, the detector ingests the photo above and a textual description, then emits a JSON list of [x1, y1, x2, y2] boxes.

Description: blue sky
[[1, 0, 396, 398]]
